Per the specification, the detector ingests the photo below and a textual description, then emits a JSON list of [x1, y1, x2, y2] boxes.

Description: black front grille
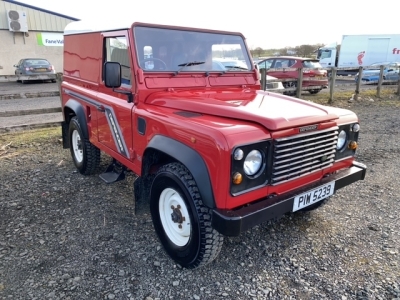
[[271, 127, 338, 185]]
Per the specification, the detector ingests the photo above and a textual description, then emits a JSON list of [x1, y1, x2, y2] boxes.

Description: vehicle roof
[[19, 58, 50, 62], [257, 56, 317, 61], [63, 20, 244, 37]]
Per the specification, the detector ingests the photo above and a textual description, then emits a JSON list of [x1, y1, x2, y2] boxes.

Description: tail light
[[48, 65, 54, 71]]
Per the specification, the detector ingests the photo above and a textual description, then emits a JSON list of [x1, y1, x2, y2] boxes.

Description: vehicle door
[[96, 31, 135, 161], [273, 58, 297, 87], [258, 58, 274, 78], [14, 59, 24, 75]]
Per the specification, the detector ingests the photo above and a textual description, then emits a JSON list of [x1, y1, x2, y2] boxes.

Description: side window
[[259, 60, 273, 70], [274, 59, 290, 68], [104, 36, 132, 86], [288, 59, 296, 67]]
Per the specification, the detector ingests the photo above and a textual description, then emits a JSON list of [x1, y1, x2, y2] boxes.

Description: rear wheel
[[309, 89, 322, 94], [283, 81, 297, 96], [68, 116, 100, 175], [150, 162, 223, 269]]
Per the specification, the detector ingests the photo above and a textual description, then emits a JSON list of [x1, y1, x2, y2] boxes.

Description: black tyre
[[309, 89, 321, 94], [68, 116, 100, 175], [299, 197, 330, 212], [283, 81, 297, 96], [150, 162, 224, 269]]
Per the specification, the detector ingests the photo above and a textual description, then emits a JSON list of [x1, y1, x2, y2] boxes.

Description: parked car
[[355, 62, 400, 83], [384, 68, 400, 82], [256, 56, 328, 95], [13, 58, 56, 83], [264, 75, 285, 93]]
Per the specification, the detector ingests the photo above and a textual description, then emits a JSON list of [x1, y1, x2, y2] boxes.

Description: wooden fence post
[[397, 74, 400, 96], [354, 66, 363, 101], [260, 68, 266, 91], [328, 68, 337, 104], [296, 68, 303, 99], [377, 65, 384, 98]]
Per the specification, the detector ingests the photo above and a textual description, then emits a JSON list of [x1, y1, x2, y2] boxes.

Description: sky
[[15, 0, 399, 49]]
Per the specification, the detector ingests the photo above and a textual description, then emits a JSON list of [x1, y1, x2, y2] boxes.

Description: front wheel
[[150, 162, 224, 269], [299, 197, 330, 212], [68, 116, 100, 175]]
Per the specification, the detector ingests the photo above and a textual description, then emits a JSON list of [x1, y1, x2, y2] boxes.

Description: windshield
[[24, 59, 50, 65], [318, 49, 332, 60], [133, 26, 252, 73], [303, 60, 322, 68]]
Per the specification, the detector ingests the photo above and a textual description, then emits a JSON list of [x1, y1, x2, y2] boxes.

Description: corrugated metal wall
[[0, 0, 78, 75], [0, 1, 74, 32]]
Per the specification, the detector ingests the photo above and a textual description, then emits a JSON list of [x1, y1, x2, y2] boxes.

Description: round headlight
[[337, 130, 347, 150], [244, 150, 262, 176], [233, 148, 244, 160], [352, 123, 360, 132]]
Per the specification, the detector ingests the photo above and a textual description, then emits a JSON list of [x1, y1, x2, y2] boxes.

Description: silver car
[[14, 58, 56, 83]]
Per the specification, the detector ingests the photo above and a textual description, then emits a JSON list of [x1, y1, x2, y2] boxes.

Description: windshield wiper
[[175, 61, 205, 75], [224, 65, 248, 71]]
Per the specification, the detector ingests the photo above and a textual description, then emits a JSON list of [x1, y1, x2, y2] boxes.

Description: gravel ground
[[1, 100, 400, 300]]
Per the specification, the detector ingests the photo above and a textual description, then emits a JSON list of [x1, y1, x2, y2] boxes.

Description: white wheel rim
[[71, 130, 83, 163], [159, 188, 191, 246]]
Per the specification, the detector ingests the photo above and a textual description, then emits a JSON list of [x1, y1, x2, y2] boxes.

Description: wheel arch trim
[[146, 135, 216, 208], [64, 98, 89, 139]]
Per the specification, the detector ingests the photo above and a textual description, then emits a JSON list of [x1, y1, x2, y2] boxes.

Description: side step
[[99, 159, 126, 184]]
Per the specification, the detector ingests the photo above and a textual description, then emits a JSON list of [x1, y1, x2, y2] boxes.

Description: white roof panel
[[64, 20, 132, 35], [63, 17, 241, 36]]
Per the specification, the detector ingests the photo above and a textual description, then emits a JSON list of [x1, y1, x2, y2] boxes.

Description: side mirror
[[104, 62, 121, 88]]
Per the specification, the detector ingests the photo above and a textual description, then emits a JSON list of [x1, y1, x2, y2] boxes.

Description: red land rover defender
[[60, 21, 367, 269]]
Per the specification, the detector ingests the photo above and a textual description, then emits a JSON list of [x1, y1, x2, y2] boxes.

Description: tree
[[294, 45, 315, 57], [250, 47, 264, 58]]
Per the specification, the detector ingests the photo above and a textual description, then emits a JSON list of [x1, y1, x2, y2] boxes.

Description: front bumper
[[212, 161, 367, 236], [18, 74, 56, 81]]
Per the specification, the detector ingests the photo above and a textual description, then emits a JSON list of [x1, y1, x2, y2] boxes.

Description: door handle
[[96, 105, 105, 112]]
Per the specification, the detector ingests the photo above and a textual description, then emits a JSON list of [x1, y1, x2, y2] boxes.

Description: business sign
[[36, 33, 64, 46]]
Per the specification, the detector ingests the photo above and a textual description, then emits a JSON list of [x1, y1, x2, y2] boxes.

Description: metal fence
[[260, 66, 400, 102]]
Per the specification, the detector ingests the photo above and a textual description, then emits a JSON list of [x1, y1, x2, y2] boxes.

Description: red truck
[[60, 20, 367, 269]]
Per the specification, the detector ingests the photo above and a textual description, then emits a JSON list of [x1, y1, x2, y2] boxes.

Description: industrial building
[[0, 0, 78, 76]]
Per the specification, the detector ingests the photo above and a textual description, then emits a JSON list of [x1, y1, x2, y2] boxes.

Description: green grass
[[0, 127, 61, 145], [0, 127, 61, 158], [302, 87, 400, 108]]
